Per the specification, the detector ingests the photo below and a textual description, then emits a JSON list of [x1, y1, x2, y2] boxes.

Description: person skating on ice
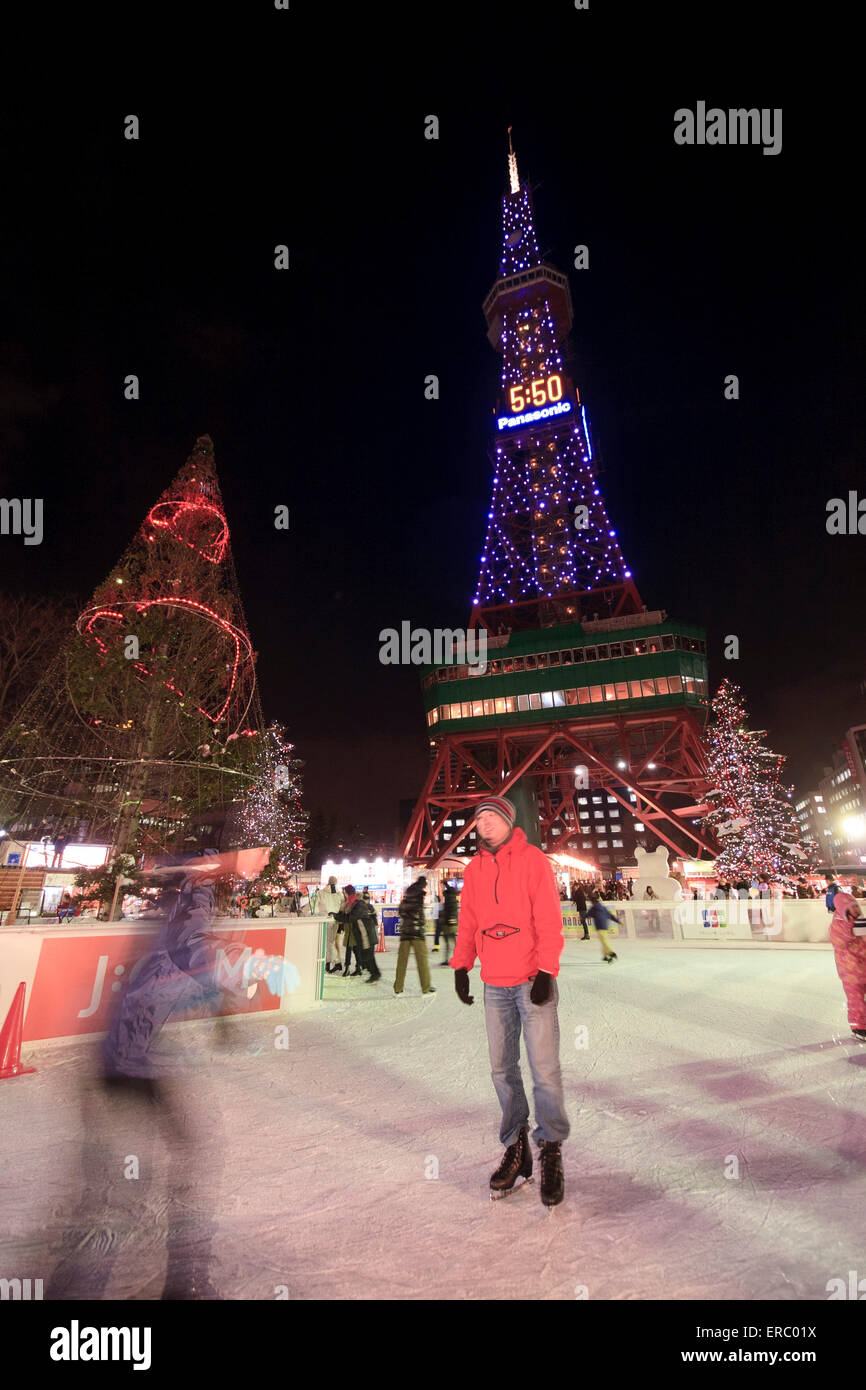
[[335, 885, 381, 981], [587, 889, 620, 961], [319, 875, 344, 973], [571, 881, 589, 939], [450, 794, 569, 1207], [828, 884, 866, 1039], [394, 876, 436, 995], [436, 884, 459, 964]]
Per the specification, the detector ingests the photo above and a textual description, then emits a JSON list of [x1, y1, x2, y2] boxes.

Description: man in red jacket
[[451, 794, 568, 1206]]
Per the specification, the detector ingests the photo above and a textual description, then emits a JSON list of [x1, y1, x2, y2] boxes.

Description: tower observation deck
[[401, 136, 713, 869]]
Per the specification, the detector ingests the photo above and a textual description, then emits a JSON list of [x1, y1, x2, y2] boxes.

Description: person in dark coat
[[435, 885, 459, 964], [335, 885, 381, 981], [394, 877, 434, 995], [571, 883, 589, 939]]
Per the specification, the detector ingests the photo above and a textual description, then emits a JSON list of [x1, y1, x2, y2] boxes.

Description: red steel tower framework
[[402, 137, 714, 869]]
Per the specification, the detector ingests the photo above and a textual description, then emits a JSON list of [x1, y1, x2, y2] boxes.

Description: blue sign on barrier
[[382, 907, 401, 936]]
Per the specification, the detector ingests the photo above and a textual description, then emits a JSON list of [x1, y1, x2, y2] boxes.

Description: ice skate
[[539, 1140, 564, 1208], [489, 1126, 533, 1199]]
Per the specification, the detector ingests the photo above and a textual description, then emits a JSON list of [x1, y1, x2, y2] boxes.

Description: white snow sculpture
[[621, 844, 683, 901]]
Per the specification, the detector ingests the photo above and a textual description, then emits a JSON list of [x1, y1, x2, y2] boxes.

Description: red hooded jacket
[[450, 826, 565, 986]]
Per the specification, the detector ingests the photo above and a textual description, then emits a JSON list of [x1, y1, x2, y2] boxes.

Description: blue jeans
[[483, 980, 570, 1147]]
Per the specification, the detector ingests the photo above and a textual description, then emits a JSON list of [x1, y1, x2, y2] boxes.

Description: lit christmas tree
[[0, 437, 272, 873], [238, 722, 307, 890], [702, 679, 812, 887]]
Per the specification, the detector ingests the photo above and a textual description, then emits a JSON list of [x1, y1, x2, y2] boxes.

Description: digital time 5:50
[[508, 373, 564, 412]]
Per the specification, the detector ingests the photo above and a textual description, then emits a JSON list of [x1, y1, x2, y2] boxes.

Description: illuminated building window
[[495, 697, 506, 714], [642, 679, 656, 697], [598, 840, 608, 848], [565, 688, 578, 705], [593, 797, 603, 804], [578, 797, 588, 805], [612, 839, 623, 848], [553, 690, 566, 706], [541, 692, 554, 708], [630, 681, 642, 699], [616, 682, 628, 700], [668, 676, 682, 693], [590, 686, 603, 703], [578, 688, 590, 704], [517, 694, 529, 711], [529, 693, 541, 709], [656, 677, 669, 694], [484, 699, 495, 715]]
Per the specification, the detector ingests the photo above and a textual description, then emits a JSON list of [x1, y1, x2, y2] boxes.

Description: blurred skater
[[587, 890, 620, 962], [435, 884, 459, 964], [394, 876, 435, 995], [829, 884, 866, 1039]]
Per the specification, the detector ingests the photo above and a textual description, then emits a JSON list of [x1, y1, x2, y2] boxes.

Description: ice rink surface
[[2, 939, 866, 1301]]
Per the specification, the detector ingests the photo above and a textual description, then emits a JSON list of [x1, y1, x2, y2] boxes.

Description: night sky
[[0, 9, 862, 840]]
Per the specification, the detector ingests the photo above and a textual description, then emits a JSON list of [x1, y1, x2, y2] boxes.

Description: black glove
[[454, 967, 474, 1005], [530, 970, 552, 1005]]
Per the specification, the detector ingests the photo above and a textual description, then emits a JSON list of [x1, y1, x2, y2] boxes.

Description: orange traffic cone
[[376, 923, 386, 953], [0, 982, 36, 1080]]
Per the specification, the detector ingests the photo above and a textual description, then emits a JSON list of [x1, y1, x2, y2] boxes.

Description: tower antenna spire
[[507, 126, 519, 194]]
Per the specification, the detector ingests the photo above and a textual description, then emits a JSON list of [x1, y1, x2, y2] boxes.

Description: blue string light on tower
[[475, 129, 637, 629], [402, 134, 716, 873]]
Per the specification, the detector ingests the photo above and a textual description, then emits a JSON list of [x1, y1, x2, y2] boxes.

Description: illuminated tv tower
[[402, 137, 714, 869]]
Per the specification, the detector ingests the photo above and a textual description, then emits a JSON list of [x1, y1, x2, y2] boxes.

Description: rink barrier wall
[[0, 915, 330, 1046], [561, 898, 834, 944]]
